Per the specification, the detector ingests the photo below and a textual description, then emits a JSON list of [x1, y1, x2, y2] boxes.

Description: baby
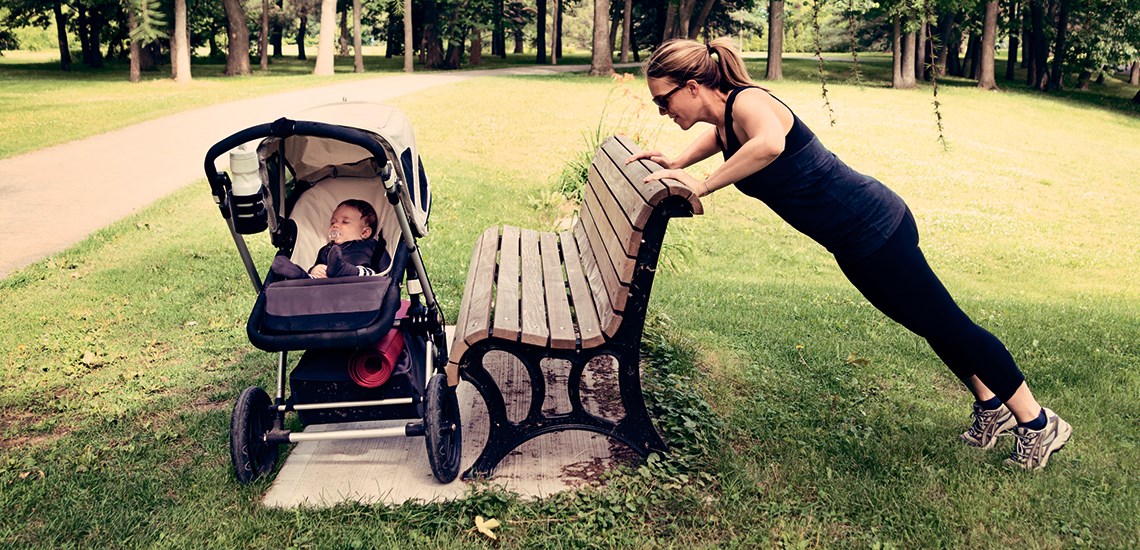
[[271, 199, 389, 280]]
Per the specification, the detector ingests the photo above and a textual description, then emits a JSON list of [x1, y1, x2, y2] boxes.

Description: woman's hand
[[626, 150, 676, 169], [644, 168, 709, 197]]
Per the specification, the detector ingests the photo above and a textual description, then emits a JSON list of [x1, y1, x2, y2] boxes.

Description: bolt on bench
[[446, 135, 703, 479]]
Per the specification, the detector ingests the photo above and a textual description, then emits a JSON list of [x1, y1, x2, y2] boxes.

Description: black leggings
[[834, 211, 1025, 402]]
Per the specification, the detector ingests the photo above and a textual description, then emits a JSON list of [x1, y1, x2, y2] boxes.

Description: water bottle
[[228, 146, 268, 234]]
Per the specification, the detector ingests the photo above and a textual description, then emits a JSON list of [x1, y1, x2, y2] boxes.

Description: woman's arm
[[644, 90, 790, 196], [626, 128, 719, 170]]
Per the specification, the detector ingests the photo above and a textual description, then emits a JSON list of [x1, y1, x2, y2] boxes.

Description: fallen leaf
[[474, 515, 501, 540]]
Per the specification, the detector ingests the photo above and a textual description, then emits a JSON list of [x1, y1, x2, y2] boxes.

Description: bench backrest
[[572, 135, 703, 344]]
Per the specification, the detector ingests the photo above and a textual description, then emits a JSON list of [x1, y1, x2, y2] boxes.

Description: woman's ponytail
[[646, 38, 757, 93]]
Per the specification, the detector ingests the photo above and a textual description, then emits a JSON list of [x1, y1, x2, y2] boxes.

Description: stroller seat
[[246, 173, 405, 352]]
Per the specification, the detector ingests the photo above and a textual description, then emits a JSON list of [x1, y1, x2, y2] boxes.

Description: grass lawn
[[1, 54, 1139, 547]]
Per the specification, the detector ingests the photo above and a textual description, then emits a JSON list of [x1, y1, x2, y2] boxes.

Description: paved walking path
[[0, 63, 640, 506], [0, 63, 633, 279]]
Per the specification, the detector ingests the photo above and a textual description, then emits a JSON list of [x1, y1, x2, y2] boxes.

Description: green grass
[[2, 59, 1139, 547]]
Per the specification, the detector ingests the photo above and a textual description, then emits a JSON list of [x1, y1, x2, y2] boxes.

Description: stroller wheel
[[230, 386, 280, 484], [424, 373, 462, 483]]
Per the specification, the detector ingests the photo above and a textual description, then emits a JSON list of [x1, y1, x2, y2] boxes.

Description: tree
[[127, 0, 166, 80], [314, 0, 336, 74], [619, 0, 630, 62], [353, 0, 363, 72], [535, 0, 545, 63], [1004, 0, 1019, 80], [404, 0, 412, 71], [766, 0, 783, 80], [171, 0, 191, 81], [1047, 0, 1071, 90], [977, 0, 998, 89], [53, 0, 70, 69], [259, 0, 269, 70], [222, 0, 251, 75], [589, 0, 612, 75]]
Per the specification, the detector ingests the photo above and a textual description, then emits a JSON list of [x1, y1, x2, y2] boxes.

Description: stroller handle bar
[[203, 118, 394, 204]]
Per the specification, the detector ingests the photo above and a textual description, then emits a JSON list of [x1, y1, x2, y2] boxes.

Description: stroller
[[203, 102, 461, 484]]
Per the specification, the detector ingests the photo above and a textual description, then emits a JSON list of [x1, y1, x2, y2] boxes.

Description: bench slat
[[599, 139, 671, 207], [581, 178, 636, 286], [613, 135, 703, 215], [541, 231, 576, 349], [560, 230, 605, 348], [574, 221, 623, 338], [454, 225, 501, 362], [590, 150, 653, 234], [519, 228, 549, 346], [492, 225, 522, 341], [587, 163, 643, 259]]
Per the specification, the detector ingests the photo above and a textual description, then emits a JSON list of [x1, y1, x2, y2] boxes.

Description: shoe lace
[[967, 407, 998, 439], [1010, 429, 1040, 463]]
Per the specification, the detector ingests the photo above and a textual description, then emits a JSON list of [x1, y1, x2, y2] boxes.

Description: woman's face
[[648, 77, 695, 130]]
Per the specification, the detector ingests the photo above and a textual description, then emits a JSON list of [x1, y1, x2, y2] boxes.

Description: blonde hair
[[645, 37, 758, 92]]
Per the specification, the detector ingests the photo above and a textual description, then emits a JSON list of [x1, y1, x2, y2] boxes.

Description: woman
[[628, 38, 1070, 470]]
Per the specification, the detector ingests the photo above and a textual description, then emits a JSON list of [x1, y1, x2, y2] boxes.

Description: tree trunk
[[1133, 90, 1140, 104], [470, 28, 483, 65], [589, 0, 614, 76], [663, 3, 678, 41], [223, 0, 251, 75], [514, 29, 524, 54], [536, 0, 547, 64], [765, 0, 784, 80], [260, 0, 270, 70], [915, 20, 927, 81], [1005, 0, 1019, 80], [423, 0, 444, 68], [314, 0, 337, 75], [404, 0, 413, 71], [172, 0, 192, 82], [620, 0, 631, 63], [901, 26, 916, 88], [53, 1, 71, 70], [339, 9, 350, 56], [553, 0, 562, 63], [1028, 0, 1047, 89], [1131, 61, 1139, 85], [492, 0, 504, 57], [1075, 69, 1091, 90], [353, 0, 364, 72], [977, 0, 998, 89], [891, 16, 904, 87], [1047, 0, 1070, 91], [690, 0, 719, 40], [936, 11, 954, 77], [77, 7, 91, 65], [963, 32, 982, 79], [128, 8, 140, 82], [297, 7, 308, 60], [272, 0, 284, 58]]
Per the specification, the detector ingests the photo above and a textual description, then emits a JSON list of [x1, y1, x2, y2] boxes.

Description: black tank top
[[718, 87, 908, 260]]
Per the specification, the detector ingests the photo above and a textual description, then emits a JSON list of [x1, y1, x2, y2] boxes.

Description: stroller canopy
[[256, 102, 432, 237]]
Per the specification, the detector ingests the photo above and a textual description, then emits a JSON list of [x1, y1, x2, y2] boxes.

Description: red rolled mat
[[347, 300, 411, 388]]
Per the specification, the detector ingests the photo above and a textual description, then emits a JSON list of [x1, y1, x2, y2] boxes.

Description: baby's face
[[327, 205, 371, 244]]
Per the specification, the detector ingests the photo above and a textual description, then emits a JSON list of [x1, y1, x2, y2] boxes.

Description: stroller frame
[[204, 113, 461, 484]]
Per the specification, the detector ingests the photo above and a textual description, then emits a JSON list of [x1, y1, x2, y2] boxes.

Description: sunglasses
[[652, 83, 686, 111]]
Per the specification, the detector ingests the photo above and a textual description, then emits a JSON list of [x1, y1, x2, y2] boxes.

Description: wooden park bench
[[445, 135, 703, 479]]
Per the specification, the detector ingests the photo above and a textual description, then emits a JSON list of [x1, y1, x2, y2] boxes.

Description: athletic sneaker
[[1005, 408, 1072, 470], [961, 402, 1017, 449]]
